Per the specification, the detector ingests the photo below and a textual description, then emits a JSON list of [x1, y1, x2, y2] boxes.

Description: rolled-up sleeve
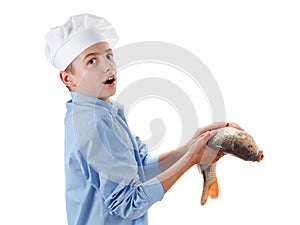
[[102, 177, 164, 219]]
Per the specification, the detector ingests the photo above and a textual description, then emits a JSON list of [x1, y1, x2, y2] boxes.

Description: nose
[[100, 56, 114, 72]]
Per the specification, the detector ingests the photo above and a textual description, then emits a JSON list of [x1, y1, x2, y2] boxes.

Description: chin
[[98, 89, 116, 101]]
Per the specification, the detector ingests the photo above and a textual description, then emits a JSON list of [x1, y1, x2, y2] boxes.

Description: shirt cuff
[[142, 177, 164, 206], [144, 155, 162, 180]]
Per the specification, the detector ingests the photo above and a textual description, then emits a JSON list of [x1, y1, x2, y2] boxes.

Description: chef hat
[[45, 13, 118, 71]]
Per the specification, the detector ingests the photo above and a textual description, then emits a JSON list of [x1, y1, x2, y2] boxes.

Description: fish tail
[[199, 163, 219, 205], [208, 178, 219, 199], [200, 178, 219, 205], [201, 185, 209, 205], [199, 163, 209, 205]]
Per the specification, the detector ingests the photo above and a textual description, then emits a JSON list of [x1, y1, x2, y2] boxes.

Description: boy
[[45, 13, 227, 225]]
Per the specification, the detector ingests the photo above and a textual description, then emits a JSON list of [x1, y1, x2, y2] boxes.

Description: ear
[[59, 71, 73, 87]]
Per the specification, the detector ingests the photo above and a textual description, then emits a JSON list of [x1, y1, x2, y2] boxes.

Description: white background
[[1, 0, 299, 224]]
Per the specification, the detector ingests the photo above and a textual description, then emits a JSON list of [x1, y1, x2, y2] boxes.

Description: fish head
[[232, 131, 264, 162]]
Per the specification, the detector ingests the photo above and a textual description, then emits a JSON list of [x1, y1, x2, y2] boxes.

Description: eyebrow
[[83, 48, 112, 61]]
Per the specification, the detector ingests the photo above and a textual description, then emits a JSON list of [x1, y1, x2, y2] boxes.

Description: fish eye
[[248, 145, 254, 154]]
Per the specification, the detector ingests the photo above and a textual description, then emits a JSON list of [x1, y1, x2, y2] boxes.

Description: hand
[[186, 123, 227, 165], [188, 131, 225, 165], [157, 122, 227, 193], [190, 122, 228, 140], [227, 122, 244, 131], [186, 122, 227, 151]]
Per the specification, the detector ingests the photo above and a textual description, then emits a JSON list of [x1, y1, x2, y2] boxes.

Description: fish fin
[[208, 178, 219, 199], [200, 186, 209, 206]]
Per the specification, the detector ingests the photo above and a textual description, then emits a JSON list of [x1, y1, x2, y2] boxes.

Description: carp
[[197, 126, 264, 205]]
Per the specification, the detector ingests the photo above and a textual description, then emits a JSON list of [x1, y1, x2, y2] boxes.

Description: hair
[[64, 62, 74, 74]]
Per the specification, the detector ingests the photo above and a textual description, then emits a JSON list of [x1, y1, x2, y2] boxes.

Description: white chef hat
[[45, 13, 118, 71]]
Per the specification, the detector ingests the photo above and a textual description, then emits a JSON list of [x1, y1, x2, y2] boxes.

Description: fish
[[197, 126, 264, 205], [197, 163, 219, 205]]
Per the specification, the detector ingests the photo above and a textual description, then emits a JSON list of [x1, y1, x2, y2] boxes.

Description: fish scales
[[197, 126, 264, 205], [197, 163, 218, 205], [207, 126, 263, 162]]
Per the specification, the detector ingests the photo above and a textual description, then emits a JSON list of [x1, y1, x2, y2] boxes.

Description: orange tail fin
[[208, 178, 219, 199]]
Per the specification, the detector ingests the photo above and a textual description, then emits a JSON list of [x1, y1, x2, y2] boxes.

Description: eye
[[248, 145, 254, 154], [106, 53, 114, 61], [88, 58, 97, 64]]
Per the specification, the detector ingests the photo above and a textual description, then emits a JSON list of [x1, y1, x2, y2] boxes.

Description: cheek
[[80, 68, 103, 83], [76, 70, 105, 96]]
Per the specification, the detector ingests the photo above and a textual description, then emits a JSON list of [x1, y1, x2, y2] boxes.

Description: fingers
[[189, 130, 216, 152], [194, 122, 227, 137], [189, 130, 223, 165], [200, 145, 219, 164], [197, 130, 217, 146], [199, 131, 225, 162], [205, 122, 227, 132], [227, 122, 244, 131], [200, 142, 226, 164], [195, 122, 243, 138], [200, 129, 217, 139]]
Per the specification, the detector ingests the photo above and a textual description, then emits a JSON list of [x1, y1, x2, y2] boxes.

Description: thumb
[[197, 130, 217, 146], [200, 130, 217, 142], [189, 130, 217, 152]]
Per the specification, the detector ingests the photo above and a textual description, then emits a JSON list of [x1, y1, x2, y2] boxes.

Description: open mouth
[[103, 75, 116, 86]]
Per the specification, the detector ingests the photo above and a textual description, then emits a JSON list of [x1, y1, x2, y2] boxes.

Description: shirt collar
[[70, 92, 124, 117]]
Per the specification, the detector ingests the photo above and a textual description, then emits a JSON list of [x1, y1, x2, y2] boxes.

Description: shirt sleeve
[[101, 177, 164, 219], [134, 135, 162, 180], [72, 110, 164, 219]]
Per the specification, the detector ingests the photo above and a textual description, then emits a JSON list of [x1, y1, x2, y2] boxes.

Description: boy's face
[[61, 42, 117, 102]]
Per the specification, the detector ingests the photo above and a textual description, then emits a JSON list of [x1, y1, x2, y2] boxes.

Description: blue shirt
[[64, 92, 164, 225]]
